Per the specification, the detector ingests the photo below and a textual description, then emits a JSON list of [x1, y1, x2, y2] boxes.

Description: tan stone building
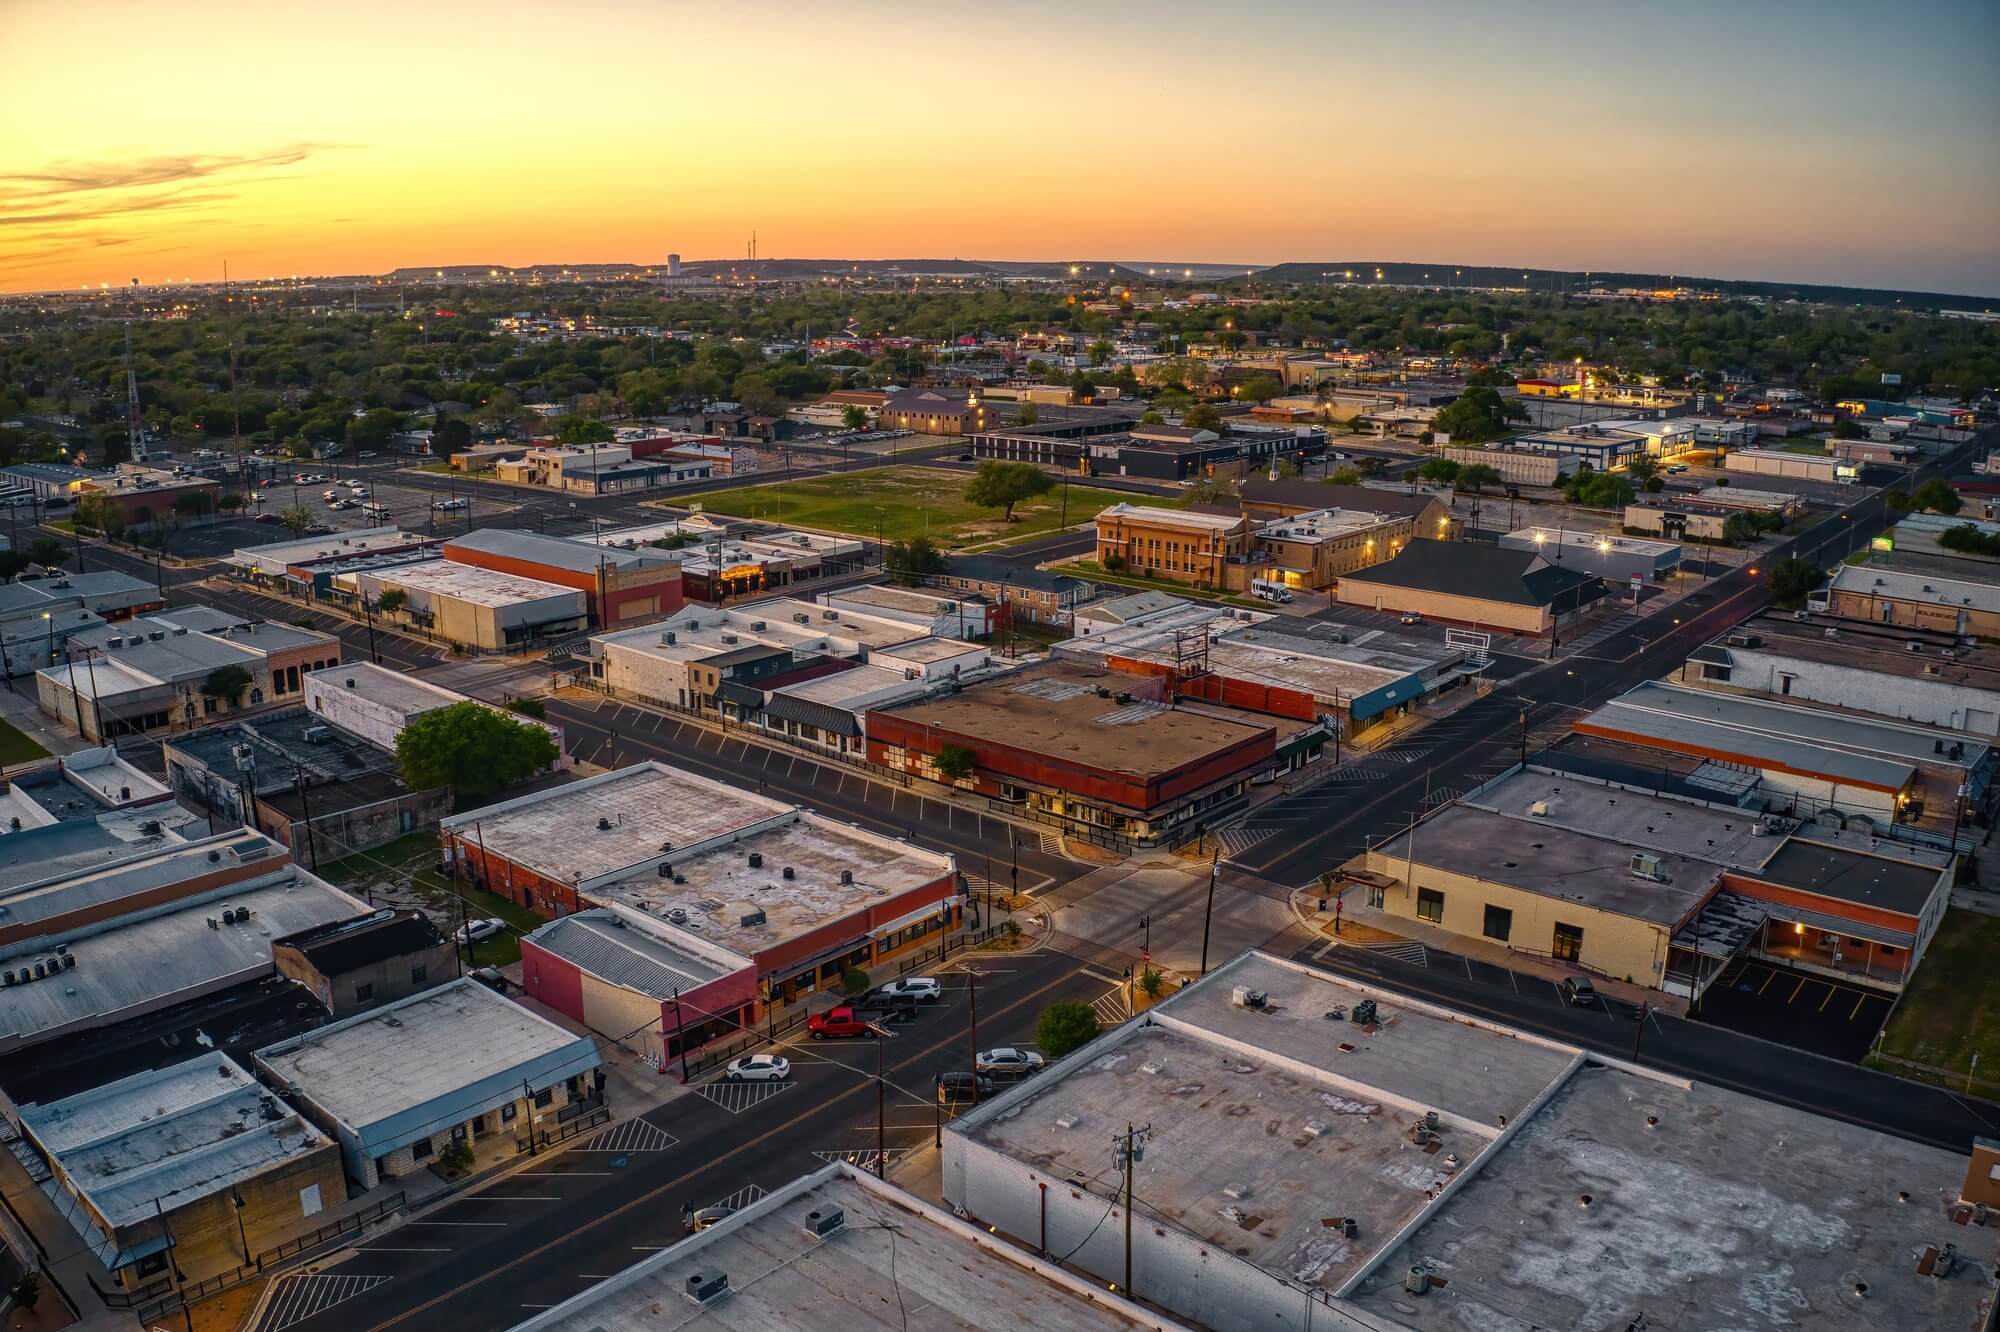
[[1334, 538, 1605, 636], [1094, 503, 1252, 590]]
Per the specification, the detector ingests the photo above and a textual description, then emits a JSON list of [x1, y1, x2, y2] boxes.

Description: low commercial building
[[16, 1052, 345, 1289], [1, 461, 96, 502], [442, 761, 959, 1005], [1680, 610, 2000, 735], [507, 1161, 1182, 1332], [1334, 538, 1606, 637], [75, 467, 223, 527], [1574, 680, 1993, 836], [1833, 436, 1920, 466], [1623, 494, 1782, 543], [669, 527, 868, 602], [302, 660, 565, 759], [1252, 503, 1429, 590], [946, 950, 1997, 1332], [933, 554, 1098, 628], [349, 559, 587, 651], [1508, 416, 1698, 469], [226, 527, 438, 588], [1497, 525, 1682, 583], [273, 908, 455, 1015], [816, 583, 995, 638], [0, 831, 368, 1058], [163, 707, 454, 866], [36, 607, 343, 741], [442, 527, 683, 628], [520, 907, 758, 1070], [868, 661, 1299, 848], [1062, 423, 1325, 482], [1726, 447, 1860, 484], [1237, 478, 1449, 534], [1816, 558, 2000, 639], [877, 388, 997, 436], [493, 443, 715, 493], [1441, 443, 1578, 487], [255, 977, 603, 1187]]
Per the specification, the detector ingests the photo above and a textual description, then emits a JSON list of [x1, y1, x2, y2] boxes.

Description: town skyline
[[4, 0, 1996, 297]]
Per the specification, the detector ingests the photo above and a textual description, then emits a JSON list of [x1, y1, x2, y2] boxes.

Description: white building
[[304, 661, 566, 761]]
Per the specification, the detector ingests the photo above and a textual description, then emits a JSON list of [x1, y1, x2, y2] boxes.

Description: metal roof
[[525, 910, 743, 999]]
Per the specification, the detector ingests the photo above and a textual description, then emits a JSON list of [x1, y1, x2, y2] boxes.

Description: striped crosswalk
[[579, 1116, 678, 1153], [1091, 987, 1131, 1027], [256, 1274, 391, 1332]]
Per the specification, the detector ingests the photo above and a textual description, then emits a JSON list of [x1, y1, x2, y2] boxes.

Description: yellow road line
[[1788, 977, 1806, 1004], [1851, 992, 1868, 1021], [1820, 986, 1835, 1012], [1757, 968, 1776, 996]]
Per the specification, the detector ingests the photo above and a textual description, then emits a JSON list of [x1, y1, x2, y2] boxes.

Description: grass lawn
[[674, 466, 1144, 550], [1053, 559, 1266, 609], [312, 829, 545, 967], [1865, 911, 2000, 1090], [0, 717, 49, 767], [1776, 439, 1833, 455]]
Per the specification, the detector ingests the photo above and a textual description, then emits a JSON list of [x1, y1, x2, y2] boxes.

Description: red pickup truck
[[808, 1006, 875, 1040]]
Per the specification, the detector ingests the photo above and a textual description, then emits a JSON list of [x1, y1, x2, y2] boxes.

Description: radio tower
[[123, 278, 145, 463]]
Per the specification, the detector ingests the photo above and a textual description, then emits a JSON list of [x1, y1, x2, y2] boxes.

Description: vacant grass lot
[[676, 466, 1142, 549], [1865, 911, 2000, 1092], [314, 830, 545, 967], [0, 717, 49, 767]]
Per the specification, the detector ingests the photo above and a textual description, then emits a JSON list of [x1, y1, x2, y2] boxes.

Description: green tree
[[1087, 339, 1114, 366], [964, 460, 1055, 522], [554, 416, 614, 445], [885, 535, 947, 584], [202, 664, 253, 707], [1238, 374, 1284, 404], [1183, 477, 1240, 505], [1014, 401, 1040, 426], [395, 701, 560, 803], [1326, 465, 1365, 485], [0, 550, 33, 581], [1454, 463, 1503, 495], [435, 1139, 474, 1177], [26, 537, 68, 569], [841, 404, 869, 431], [1417, 458, 1460, 485], [841, 965, 872, 997], [348, 407, 404, 452], [1624, 456, 1660, 484], [1565, 472, 1635, 508], [507, 696, 548, 719], [1911, 478, 1962, 515], [1766, 557, 1825, 607], [433, 416, 473, 459], [1831, 418, 1864, 440], [376, 587, 408, 615], [934, 743, 978, 783], [1138, 966, 1165, 999], [9, 1269, 40, 1313], [1183, 403, 1224, 432], [1036, 1001, 1100, 1058], [1430, 387, 1528, 444], [75, 492, 122, 534], [277, 503, 315, 535], [218, 492, 246, 511], [1138, 409, 1164, 425]]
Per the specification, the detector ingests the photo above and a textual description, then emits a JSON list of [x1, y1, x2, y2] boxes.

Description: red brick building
[[442, 528, 683, 629]]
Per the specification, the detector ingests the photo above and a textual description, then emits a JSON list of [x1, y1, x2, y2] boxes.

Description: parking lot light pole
[[875, 1020, 887, 1178]]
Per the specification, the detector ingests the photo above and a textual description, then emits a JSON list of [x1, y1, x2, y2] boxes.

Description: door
[[1552, 922, 1584, 963]]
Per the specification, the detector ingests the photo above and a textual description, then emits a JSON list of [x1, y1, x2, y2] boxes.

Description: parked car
[[974, 1047, 1045, 1078], [456, 917, 506, 944], [469, 966, 508, 993], [253, 513, 282, 524], [724, 1054, 791, 1082], [685, 1205, 735, 1234], [875, 977, 942, 1004], [1558, 975, 1597, 1006], [1398, 612, 1424, 626], [321, 489, 341, 500], [358, 450, 378, 459], [936, 1071, 995, 1106], [346, 485, 370, 497], [808, 1006, 875, 1040]]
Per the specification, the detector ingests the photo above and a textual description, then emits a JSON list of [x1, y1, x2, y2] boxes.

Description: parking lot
[[1691, 959, 1895, 1062]]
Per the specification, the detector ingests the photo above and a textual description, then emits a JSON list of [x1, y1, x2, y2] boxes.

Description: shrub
[[435, 1138, 474, 1177], [841, 965, 871, 997], [1037, 1001, 1100, 1058], [507, 697, 548, 719], [1138, 967, 1165, 998]]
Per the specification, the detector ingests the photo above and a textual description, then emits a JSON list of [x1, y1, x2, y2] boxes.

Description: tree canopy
[[395, 701, 559, 803], [885, 535, 947, 584], [964, 460, 1054, 521], [202, 665, 252, 705], [1430, 387, 1529, 444], [1036, 1001, 1100, 1058]]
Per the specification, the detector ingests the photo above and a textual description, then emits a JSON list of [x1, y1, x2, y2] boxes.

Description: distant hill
[[1248, 261, 1996, 311]]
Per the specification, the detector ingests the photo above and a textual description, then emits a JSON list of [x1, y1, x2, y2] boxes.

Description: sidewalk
[[1294, 882, 1690, 1016], [0, 1137, 136, 1332]]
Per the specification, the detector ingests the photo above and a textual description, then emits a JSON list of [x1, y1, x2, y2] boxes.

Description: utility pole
[[671, 987, 691, 1083], [875, 1018, 887, 1178], [1115, 1123, 1151, 1299], [967, 970, 979, 1083], [1200, 849, 1218, 975], [1631, 1002, 1650, 1062]]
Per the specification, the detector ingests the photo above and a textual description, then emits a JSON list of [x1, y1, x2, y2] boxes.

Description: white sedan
[[876, 977, 943, 1003], [725, 1054, 791, 1082], [975, 1047, 1045, 1077], [455, 917, 506, 944]]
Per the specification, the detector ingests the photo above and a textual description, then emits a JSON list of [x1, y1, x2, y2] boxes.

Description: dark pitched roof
[[278, 910, 444, 974], [763, 692, 863, 737], [1240, 478, 1444, 519], [882, 388, 982, 417], [1342, 538, 1604, 608], [940, 554, 1084, 595]]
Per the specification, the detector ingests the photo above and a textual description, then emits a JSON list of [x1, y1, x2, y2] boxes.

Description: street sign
[[1139, 948, 1151, 963]]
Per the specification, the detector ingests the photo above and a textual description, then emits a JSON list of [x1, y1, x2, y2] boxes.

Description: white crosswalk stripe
[[813, 1147, 912, 1171], [1356, 940, 1429, 967], [1091, 987, 1131, 1027], [257, 1273, 391, 1332], [707, 1184, 769, 1213], [578, 1117, 679, 1152], [695, 1078, 797, 1115], [1214, 824, 1281, 855]]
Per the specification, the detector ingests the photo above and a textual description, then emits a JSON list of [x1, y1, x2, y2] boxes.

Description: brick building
[[877, 388, 997, 436], [442, 527, 683, 628]]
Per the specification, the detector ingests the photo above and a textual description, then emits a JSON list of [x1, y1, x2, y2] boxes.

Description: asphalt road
[[271, 946, 1114, 1332]]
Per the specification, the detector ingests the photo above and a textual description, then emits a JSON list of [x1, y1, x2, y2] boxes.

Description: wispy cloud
[[0, 142, 353, 228]]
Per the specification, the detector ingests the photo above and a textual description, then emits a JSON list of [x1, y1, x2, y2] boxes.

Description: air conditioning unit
[[750, 621, 766, 631], [684, 1272, 729, 1306], [1629, 852, 1668, 882], [803, 1206, 845, 1238], [740, 909, 767, 928], [301, 726, 331, 744], [1528, 801, 1549, 817]]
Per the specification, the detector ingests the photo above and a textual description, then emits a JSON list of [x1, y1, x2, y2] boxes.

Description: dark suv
[[935, 1071, 996, 1107]]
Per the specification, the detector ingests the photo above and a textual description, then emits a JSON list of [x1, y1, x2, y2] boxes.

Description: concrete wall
[[1443, 446, 1574, 487], [1335, 578, 1550, 636], [599, 641, 696, 710], [1364, 850, 1675, 986], [282, 787, 455, 867], [124, 1143, 347, 1284], [273, 935, 456, 1016], [1682, 650, 2000, 735]]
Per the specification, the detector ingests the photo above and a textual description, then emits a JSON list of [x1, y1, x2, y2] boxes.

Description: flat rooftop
[[771, 664, 929, 710], [372, 558, 581, 607], [1693, 484, 1801, 509], [870, 635, 982, 665], [1466, 767, 1783, 871], [1375, 804, 1721, 927], [229, 526, 432, 570], [821, 584, 968, 617], [443, 761, 792, 886], [1504, 525, 1682, 557], [1577, 687, 1920, 792], [1258, 505, 1409, 542], [1745, 838, 1945, 917], [1829, 560, 2000, 617], [19, 1052, 330, 1229], [444, 527, 679, 576], [877, 663, 1273, 779], [255, 978, 596, 1134], [524, 909, 745, 1000], [1593, 681, 1992, 773], [1095, 502, 1244, 532], [1708, 610, 2000, 689], [1348, 1062, 1996, 1332], [958, 954, 1577, 1292], [590, 812, 952, 956], [510, 1164, 1175, 1332], [305, 660, 471, 716]]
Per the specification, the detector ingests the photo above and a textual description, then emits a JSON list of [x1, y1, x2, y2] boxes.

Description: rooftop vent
[[301, 725, 331, 744], [839, 869, 853, 885], [740, 909, 767, 928], [685, 1272, 729, 1306], [782, 866, 795, 880], [802, 1206, 845, 1239], [597, 816, 613, 831], [666, 907, 689, 925], [747, 852, 762, 868]]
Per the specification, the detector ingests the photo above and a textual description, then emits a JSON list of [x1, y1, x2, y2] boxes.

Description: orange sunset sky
[[4, 0, 1997, 296]]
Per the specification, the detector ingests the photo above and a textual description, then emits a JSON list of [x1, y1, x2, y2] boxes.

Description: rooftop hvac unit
[[661, 630, 676, 645], [301, 726, 331, 744], [1629, 852, 1668, 882], [721, 633, 738, 645], [803, 1206, 845, 1238], [839, 869, 853, 885], [1907, 641, 1924, 653], [823, 610, 838, 621], [684, 1272, 729, 1306], [750, 621, 766, 631], [740, 910, 767, 927], [666, 907, 689, 925], [1528, 801, 1549, 817], [793, 612, 810, 624]]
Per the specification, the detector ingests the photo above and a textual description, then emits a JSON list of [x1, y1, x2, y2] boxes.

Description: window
[[1416, 888, 1445, 923], [533, 1087, 554, 1108], [410, 965, 427, 985], [500, 1103, 518, 1123], [410, 1136, 434, 1161], [1553, 922, 1584, 962], [471, 1114, 486, 1136], [1482, 904, 1513, 942], [353, 982, 374, 1002], [451, 1125, 467, 1141]]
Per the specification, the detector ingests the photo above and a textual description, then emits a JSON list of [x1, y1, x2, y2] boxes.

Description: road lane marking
[[1788, 977, 1806, 1004], [1757, 968, 1775, 996], [1820, 986, 1836, 1012], [1851, 993, 1868, 1020]]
